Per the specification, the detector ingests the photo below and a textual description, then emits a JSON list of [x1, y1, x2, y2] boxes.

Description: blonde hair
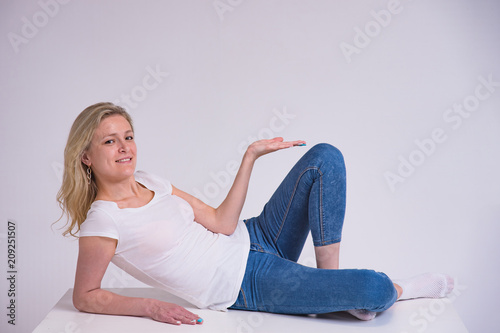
[[56, 102, 134, 237]]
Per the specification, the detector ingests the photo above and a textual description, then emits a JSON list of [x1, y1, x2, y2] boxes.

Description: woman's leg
[[315, 242, 341, 269], [230, 251, 398, 314], [245, 143, 347, 266], [235, 143, 453, 317], [233, 143, 395, 316]]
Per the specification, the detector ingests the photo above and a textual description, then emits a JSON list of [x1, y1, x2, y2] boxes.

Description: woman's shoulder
[[80, 203, 119, 239]]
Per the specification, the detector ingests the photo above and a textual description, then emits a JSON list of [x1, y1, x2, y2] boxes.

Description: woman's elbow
[[225, 221, 240, 235], [72, 290, 93, 313], [212, 222, 237, 236], [220, 226, 237, 236], [72, 292, 85, 312], [209, 212, 238, 235]]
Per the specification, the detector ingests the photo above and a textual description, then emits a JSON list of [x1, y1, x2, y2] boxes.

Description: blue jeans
[[230, 143, 397, 314]]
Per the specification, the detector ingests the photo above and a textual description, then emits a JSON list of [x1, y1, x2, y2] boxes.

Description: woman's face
[[82, 114, 137, 185]]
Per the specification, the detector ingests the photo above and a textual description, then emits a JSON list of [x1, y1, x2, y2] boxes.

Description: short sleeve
[[79, 208, 119, 240]]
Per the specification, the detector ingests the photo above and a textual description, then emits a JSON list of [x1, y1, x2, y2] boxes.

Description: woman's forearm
[[73, 288, 151, 318], [213, 151, 256, 235], [74, 288, 201, 325]]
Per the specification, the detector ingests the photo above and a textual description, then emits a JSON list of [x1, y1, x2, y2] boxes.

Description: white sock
[[394, 273, 454, 301], [346, 309, 377, 321]]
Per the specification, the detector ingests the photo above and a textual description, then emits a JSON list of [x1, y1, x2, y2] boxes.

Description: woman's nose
[[118, 140, 128, 152]]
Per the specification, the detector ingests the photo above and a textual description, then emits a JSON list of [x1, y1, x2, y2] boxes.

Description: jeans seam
[[251, 247, 301, 263], [314, 237, 341, 246], [240, 288, 248, 308], [250, 242, 264, 252], [318, 168, 324, 245], [273, 167, 320, 245]]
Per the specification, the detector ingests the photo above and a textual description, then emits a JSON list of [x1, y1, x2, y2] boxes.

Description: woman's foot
[[394, 273, 454, 301], [346, 309, 377, 321]]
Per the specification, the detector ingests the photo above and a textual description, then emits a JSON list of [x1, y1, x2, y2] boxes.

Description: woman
[[57, 102, 454, 325]]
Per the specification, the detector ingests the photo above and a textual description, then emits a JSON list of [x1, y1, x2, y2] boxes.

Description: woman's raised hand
[[245, 137, 306, 161]]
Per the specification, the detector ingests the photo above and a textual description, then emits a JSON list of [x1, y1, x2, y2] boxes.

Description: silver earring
[[87, 166, 92, 185]]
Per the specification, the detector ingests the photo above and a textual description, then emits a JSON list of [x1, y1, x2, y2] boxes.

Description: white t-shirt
[[79, 171, 250, 311]]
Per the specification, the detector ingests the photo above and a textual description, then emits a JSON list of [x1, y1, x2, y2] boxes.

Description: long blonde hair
[[56, 102, 134, 237]]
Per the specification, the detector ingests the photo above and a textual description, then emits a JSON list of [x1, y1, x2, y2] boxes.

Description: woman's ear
[[81, 151, 91, 167]]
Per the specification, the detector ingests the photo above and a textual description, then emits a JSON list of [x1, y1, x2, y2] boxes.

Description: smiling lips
[[116, 157, 132, 163]]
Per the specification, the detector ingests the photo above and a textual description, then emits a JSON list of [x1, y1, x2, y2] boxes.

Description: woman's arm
[[173, 137, 305, 235], [73, 236, 202, 325]]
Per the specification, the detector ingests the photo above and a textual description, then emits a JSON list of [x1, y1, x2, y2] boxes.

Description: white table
[[33, 288, 468, 332]]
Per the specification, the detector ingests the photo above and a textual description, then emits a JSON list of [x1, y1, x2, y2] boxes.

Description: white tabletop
[[33, 288, 468, 333]]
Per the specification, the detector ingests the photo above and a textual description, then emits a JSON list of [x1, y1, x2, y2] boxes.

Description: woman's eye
[[126, 136, 134, 140], [104, 139, 114, 144]]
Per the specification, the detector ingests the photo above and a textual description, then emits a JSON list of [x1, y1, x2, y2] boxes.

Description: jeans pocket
[[250, 242, 264, 252]]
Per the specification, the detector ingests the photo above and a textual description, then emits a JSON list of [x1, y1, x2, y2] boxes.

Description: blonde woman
[[57, 102, 454, 325]]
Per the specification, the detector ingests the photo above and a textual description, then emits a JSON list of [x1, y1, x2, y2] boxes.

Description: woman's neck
[[95, 176, 140, 202]]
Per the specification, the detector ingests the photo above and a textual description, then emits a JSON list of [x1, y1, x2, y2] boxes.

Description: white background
[[1, 0, 499, 332]]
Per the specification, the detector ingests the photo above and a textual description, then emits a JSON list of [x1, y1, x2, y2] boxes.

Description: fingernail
[[197, 318, 203, 323], [298, 143, 306, 146]]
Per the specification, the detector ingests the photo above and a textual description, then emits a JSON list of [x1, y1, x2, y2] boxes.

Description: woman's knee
[[306, 143, 345, 173], [309, 143, 343, 159], [356, 270, 397, 311]]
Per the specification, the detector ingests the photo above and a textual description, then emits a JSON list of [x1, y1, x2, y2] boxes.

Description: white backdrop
[[1, 0, 499, 332]]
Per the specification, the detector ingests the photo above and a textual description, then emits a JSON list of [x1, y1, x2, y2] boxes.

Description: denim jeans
[[230, 143, 397, 314]]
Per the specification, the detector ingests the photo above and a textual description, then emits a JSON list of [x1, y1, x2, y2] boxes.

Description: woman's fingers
[[276, 140, 306, 148], [291, 140, 307, 146], [149, 301, 203, 325], [247, 138, 306, 159], [267, 138, 306, 148]]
